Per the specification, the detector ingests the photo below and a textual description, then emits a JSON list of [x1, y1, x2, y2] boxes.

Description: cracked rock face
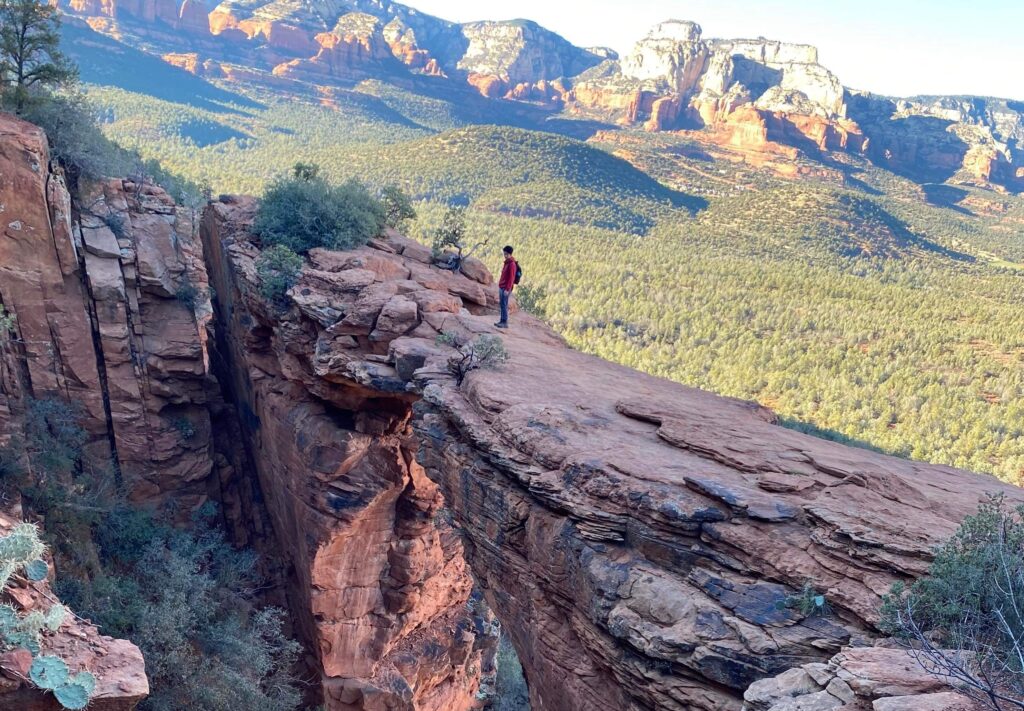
[[201, 198, 498, 710], [200, 194, 1023, 711], [742, 646, 983, 711], [0, 114, 216, 508]]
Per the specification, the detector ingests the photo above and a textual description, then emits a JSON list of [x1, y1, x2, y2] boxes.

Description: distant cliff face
[[56, 0, 1023, 192]]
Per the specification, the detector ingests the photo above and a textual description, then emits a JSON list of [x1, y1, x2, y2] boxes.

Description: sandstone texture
[[201, 197, 498, 710], [0, 109, 498, 711], [0, 114, 217, 506], [0, 515, 148, 710], [743, 646, 983, 711], [200, 194, 1023, 711]]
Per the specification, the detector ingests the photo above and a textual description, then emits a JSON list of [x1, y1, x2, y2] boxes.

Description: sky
[[409, 0, 1024, 99]]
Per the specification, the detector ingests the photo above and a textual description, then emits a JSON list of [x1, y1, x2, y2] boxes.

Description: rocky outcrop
[[458, 19, 604, 95], [200, 194, 1024, 711], [201, 198, 499, 710], [56, 1, 1024, 189], [620, 20, 708, 96], [742, 647, 982, 711], [848, 92, 1024, 190], [0, 114, 217, 507], [0, 517, 148, 710]]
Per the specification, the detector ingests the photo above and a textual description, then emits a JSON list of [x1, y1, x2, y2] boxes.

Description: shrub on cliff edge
[[880, 494, 1024, 710], [256, 244, 303, 307], [253, 162, 385, 254]]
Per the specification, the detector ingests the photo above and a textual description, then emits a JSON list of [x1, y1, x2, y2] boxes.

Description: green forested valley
[[75, 72, 1024, 485]]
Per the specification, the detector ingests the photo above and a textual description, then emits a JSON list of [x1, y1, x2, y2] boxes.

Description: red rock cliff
[[0, 115, 151, 710], [201, 197, 497, 710], [199, 194, 1024, 711], [0, 115, 217, 508]]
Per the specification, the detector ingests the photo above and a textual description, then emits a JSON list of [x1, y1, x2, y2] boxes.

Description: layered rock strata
[[0, 111, 497, 710], [201, 197, 498, 710], [55, 0, 1024, 190], [200, 195, 1024, 711], [743, 646, 983, 711]]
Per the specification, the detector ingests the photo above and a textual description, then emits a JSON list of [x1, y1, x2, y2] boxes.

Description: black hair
[[503, 245, 514, 254]]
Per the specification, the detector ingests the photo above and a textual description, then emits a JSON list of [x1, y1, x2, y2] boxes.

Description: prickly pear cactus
[[0, 526, 95, 709], [54, 672, 96, 710], [29, 655, 69, 690]]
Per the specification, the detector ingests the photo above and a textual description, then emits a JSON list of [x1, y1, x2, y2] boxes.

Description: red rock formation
[[0, 515, 148, 710], [0, 114, 217, 508], [162, 51, 203, 74], [467, 73, 507, 99], [421, 58, 445, 78], [201, 201, 498, 710], [743, 646, 983, 710], [200, 193, 1024, 711], [644, 95, 685, 131]]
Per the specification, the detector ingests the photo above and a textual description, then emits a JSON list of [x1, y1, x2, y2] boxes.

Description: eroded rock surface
[[201, 195, 1023, 711], [0, 114, 217, 508], [743, 646, 983, 711], [201, 198, 498, 710]]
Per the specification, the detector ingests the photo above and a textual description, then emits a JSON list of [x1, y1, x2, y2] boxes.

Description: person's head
[[503, 245, 514, 259]]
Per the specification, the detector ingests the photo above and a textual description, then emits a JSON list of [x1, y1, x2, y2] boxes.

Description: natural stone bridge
[[201, 196, 1020, 711], [1, 112, 1018, 709]]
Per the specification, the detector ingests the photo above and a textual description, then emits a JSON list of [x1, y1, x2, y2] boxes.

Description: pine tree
[[0, 0, 76, 113]]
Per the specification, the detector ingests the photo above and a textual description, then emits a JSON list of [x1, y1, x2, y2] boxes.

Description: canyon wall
[[0, 111, 497, 710], [3, 106, 1020, 709], [0, 115, 159, 709], [0, 115, 216, 508], [201, 197, 498, 710], [199, 194, 1024, 711]]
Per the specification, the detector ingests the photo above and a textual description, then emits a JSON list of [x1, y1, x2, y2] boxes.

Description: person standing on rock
[[495, 245, 518, 329]]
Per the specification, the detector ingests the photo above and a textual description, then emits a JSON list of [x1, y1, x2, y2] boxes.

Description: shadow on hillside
[[62, 19, 263, 114], [922, 184, 975, 216], [180, 118, 250, 147], [777, 417, 898, 457], [871, 201, 975, 261], [381, 72, 621, 139], [840, 170, 883, 196], [667, 144, 715, 163], [540, 117, 617, 141]]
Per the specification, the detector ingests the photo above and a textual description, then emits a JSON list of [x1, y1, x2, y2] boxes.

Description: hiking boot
[[494, 322, 508, 329]]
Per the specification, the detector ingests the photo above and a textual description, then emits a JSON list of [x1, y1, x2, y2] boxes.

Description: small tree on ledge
[[436, 331, 508, 385], [380, 185, 416, 232], [431, 205, 486, 273]]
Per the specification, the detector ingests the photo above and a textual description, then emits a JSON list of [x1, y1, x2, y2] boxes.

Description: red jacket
[[498, 258, 517, 291]]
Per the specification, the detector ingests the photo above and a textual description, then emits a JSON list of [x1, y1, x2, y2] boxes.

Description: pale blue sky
[[411, 0, 1023, 99]]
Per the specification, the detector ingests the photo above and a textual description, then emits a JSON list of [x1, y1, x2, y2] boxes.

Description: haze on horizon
[[410, 0, 1023, 100]]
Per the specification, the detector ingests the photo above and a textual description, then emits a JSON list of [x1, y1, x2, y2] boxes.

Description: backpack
[[514, 261, 523, 285]]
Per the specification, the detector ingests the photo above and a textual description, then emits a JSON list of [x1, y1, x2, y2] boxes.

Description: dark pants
[[499, 289, 510, 324]]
